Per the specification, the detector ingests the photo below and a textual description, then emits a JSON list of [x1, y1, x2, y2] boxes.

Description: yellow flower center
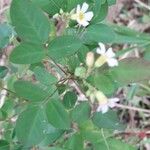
[[95, 55, 107, 68], [79, 12, 84, 21]]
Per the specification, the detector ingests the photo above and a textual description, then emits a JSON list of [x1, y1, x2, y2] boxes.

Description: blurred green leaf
[[109, 58, 150, 86], [48, 35, 82, 61], [82, 24, 115, 44], [40, 124, 63, 146], [71, 102, 91, 125], [87, 73, 117, 96], [144, 48, 150, 61], [14, 80, 50, 102], [34, 67, 57, 85], [94, 138, 136, 150], [107, 0, 116, 5], [92, 111, 125, 130], [16, 106, 46, 146], [112, 24, 150, 44], [32, 0, 67, 15], [64, 133, 83, 150], [0, 140, 10, 150], [10, 43, 45, 64], [91, 0, 108, 23]]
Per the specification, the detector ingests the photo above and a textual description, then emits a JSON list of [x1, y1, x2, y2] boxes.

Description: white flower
[[71, 2, 94, 27], [95, 91, 119, 113], [95, 42, 118, 68]]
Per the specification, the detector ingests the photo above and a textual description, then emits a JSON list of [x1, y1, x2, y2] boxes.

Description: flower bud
[[95, 91, 108, 105], [86, 52, 94, 68], [94, 55, 107, 68], [75, 66, 86, 78]]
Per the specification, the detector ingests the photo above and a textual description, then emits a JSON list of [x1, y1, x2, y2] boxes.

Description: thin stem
[[115, 103, 150, 114], [101, 128, 110, 150]]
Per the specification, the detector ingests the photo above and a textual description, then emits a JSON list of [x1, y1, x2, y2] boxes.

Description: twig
[[115, 103, 150, 114], [134, 0, 150, 11]]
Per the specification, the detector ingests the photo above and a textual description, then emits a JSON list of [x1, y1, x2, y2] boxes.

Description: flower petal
[[97, 104, 109, 113], [77, 4, 81, 13], [81, 2, 89, 13], [98, 43, 106, 54], [105, 48, 115, 58], [78, 20, 89, 27], [107, 58, 118, 67], [84, 12, 94, 21], [101, 105, 109, 113], [108, 98, 119, 108]]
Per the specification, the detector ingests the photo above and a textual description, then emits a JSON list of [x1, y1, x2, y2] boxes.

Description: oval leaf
[[10, 0, 50, 44], [16, 106, 46, 146], [46, 99, 71, 129]]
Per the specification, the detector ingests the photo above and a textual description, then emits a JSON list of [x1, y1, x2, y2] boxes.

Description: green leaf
[[109, 58, 150, 86], [82, 129, 103, 144], [16, 106, 46, 146], [46, 99, 71, 129], [82, 24, 115, 44], [64, 133, 83, 150], [71, 102, 91, 125], [67, 0, 87, 11], [0, 66, 8, 78], [0, 110, 7, 121], [48, 35, 82, 60], [32, 0, 67, 15], [14, 80, 50, 102], [63, 91, 77, 109], [34, 67, 57, 85], [87, 73, 116, 96], [10, 0, 50, 44], [92, 111, 125, 130], [94, 138, 136, 150], [91, 0, 108, 23], [10, 43, 45, 64], [107, 0, 116, 5], [112, 24, 150, 44], [40, 124, 63, 146], [0, 140, 9, 150]]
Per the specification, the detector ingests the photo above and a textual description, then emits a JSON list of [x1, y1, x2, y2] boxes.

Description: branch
[[115, 103, 150, 114], [134, 0, 150, 10]]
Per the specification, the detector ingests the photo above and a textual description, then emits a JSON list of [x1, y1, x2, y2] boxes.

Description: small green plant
[[0, 0, 150, 149]]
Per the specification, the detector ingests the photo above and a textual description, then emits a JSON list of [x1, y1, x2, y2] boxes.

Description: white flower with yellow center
[[95, 91, 119, 113], [71, 2, 94, 27], [95, 43, 118, 68]]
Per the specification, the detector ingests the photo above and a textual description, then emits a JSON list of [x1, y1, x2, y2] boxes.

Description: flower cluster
[[85, 43, 119, 113], [54, 3, 119, 114], [71, 2, 94, 27], [53, 2, 94, 27]]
